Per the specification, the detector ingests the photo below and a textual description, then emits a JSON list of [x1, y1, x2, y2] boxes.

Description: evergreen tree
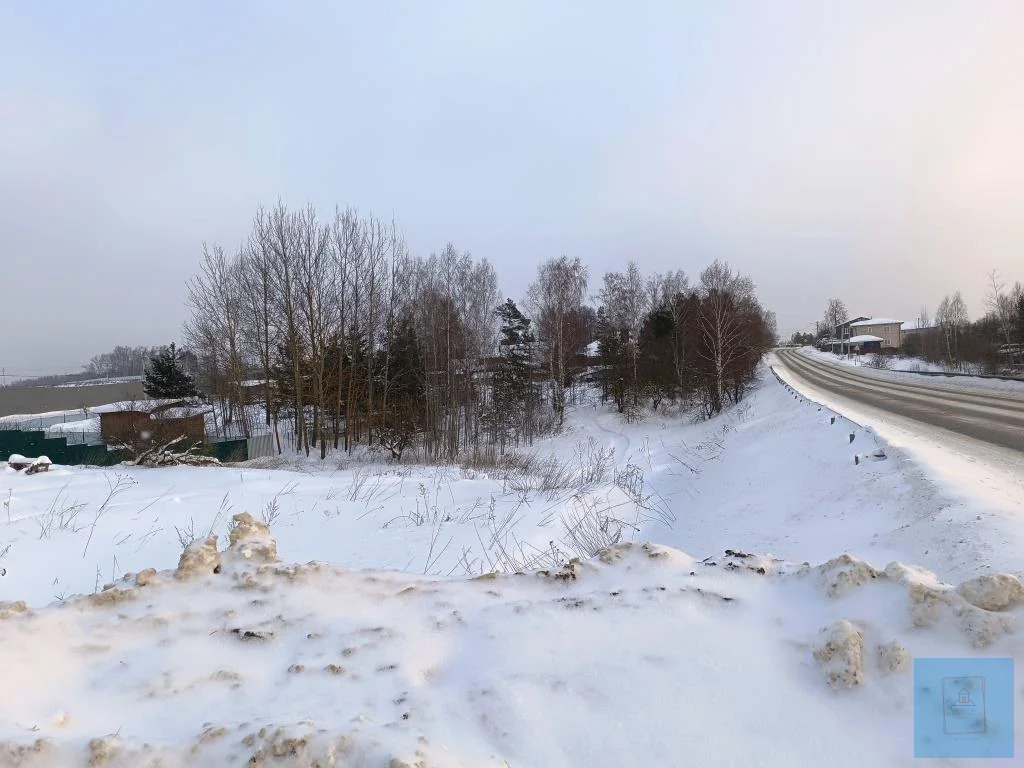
[[491, 299, 536, 449], [596, 307, 627, 412], [144, 343, 199, 399], [378, 313, 425, 459]]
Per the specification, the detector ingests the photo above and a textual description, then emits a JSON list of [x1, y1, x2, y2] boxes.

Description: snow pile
[[1, 519, 1022, 766]]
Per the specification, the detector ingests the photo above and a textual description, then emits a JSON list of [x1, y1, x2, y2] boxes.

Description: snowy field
[[1, 370, 1022, 766]]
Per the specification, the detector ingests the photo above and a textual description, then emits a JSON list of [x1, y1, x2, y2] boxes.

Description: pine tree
[[144, 343, 199, 399]]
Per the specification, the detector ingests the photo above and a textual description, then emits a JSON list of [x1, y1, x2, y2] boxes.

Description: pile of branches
[[133, 435, 221, 468]]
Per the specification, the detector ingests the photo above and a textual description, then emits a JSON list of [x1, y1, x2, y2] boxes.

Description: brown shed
[[99, 400, 208, 448]]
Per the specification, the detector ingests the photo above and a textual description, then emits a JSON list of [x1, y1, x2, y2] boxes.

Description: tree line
[[183, 202, 777, 460], [906, 274, 1024, 372]]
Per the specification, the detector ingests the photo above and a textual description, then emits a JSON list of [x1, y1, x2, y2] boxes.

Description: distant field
[[0, 380, 146, 418]]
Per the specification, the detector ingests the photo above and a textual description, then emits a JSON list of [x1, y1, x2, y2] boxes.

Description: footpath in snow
[[1, 370, 1022, 765]]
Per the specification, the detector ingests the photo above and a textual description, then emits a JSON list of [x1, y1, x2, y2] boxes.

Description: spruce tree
[[492, 299, 535, 448], [144, 343, 199, 399]]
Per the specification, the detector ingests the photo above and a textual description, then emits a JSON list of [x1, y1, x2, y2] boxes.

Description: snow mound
[[175, 536, 221, 580], [1, 531, 1021, 766], [815, 553, 881, 597], [228, 512, 278, 564], [812, 619, 865, 688], [875, 640, 909, 675], [957, 573, 1024, 612]]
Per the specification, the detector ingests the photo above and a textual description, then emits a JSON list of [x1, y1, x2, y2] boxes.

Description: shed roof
[[848, 334, 884, 343]]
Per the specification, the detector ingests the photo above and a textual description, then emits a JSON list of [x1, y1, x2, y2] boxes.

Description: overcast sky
[[3, 1, 1023, 376]]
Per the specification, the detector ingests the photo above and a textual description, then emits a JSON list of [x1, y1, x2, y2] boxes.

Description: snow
[[88, 399, 201, 417], [850, 318, 901, 327], [1, 368, 1022, 764], [847, 334, 883, 343], [54, 376, 143, 388], [46, 417, 101, 435], [799, 346, 1024, 390]]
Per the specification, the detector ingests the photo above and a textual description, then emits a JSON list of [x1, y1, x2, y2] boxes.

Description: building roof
[[92, 399, 208, 417], [850, 318, 902, 327], [848, 334, 884, 343]]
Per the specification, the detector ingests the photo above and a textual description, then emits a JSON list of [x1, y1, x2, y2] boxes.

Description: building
[[99, 400, 209, 447], [846, 334, 883, 353], [848, 318, 902, 350], [834, 316, 870, 341]]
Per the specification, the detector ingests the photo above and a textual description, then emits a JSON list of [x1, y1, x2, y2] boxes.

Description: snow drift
[[1, 518, 1021, 767]]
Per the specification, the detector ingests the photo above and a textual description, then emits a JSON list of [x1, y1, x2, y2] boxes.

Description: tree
[[378, 312, 425, 459], [144, 343, 199, 399], [985, 270, 1016, 346], [936, 291, 969, 369], [491, 299, 536, 450], [527, 255, 588, 425], [823, 298, 849, 339]]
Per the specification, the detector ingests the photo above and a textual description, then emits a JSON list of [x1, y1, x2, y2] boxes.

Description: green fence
[[201, 439, 249, 463], [0, 430, 247, 467], [0, 430, 127, 466]]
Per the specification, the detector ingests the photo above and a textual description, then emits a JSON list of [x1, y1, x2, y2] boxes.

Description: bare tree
[[528, 256, 588, 425], [936, 290, 969, 368], [985, 269, 1016, 345], [695, 260, 758, 414], [823, 298, 849, 339]]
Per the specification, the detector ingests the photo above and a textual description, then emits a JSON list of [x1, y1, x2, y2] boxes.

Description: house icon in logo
[[955, 689, 974, 707]]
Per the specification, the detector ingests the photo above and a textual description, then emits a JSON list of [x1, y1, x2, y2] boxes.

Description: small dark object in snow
[[724, 549, 752, 558], [831, 416, 836, 424], [849, 432, 855, 443], [231, 628, 272, 641]]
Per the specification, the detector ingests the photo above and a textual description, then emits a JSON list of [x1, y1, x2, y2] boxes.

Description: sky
[[2, 1, 1023, 376]]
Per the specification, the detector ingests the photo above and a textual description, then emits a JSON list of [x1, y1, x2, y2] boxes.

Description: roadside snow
[[800, 347, 1024, 391]]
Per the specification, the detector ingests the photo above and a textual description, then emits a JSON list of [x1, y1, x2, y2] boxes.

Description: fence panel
[[246, 433, 275, 460]]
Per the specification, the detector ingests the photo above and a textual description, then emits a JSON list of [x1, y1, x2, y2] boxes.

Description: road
[[774, 349, 1024, 454]]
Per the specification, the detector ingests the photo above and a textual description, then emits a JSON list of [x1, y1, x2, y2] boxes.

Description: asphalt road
[[774, 349, 1024, 454]]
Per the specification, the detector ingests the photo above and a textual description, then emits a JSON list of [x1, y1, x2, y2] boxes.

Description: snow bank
[[1, 526, 1021, 766], [799, 346, 1024, 389]]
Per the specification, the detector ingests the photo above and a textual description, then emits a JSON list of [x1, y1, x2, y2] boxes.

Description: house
[[834, 316, 871, 340], [847, 334, 883, 353], [848, 318, 902, 350], [818, 316, 871, 353]]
